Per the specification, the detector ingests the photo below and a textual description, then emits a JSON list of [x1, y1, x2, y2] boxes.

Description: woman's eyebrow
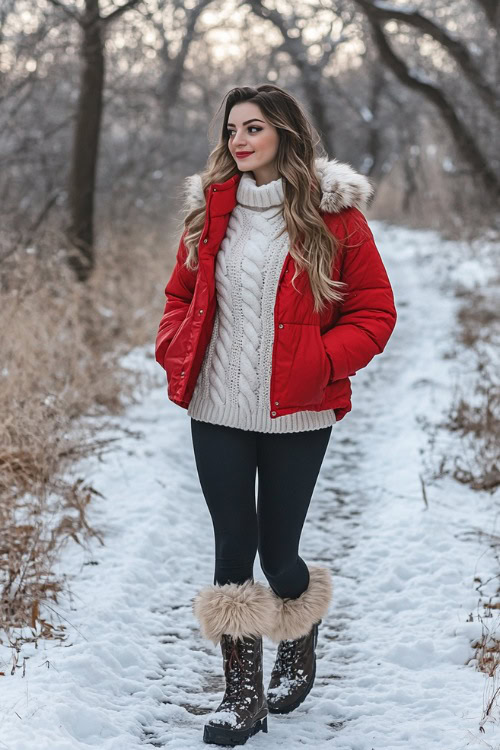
[[227, 119, 265, 127]]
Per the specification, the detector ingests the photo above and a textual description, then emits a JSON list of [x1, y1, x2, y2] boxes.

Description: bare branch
[[46, 0, 82, 24], [353, 0, 499, 116], [351, 1, 500, 198], [247, 0, 339, 152], [158, 0, 214, 128], [102, 0, 141, 23]]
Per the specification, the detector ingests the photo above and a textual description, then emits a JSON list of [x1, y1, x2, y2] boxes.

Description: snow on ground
[[0, 222, 498, 750]]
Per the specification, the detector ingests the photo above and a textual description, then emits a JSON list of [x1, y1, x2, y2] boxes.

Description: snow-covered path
[[1, 223, 498, 750]]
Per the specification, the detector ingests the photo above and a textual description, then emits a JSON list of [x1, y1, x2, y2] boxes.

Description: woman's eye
[[227, 127, 261, 136]]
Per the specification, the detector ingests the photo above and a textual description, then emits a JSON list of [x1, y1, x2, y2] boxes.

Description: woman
[[155, 84, 397, 746]]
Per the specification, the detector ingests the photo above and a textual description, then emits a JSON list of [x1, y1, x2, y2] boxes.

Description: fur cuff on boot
[[268, 566, 333, 643], [192, 579, 276, 646]]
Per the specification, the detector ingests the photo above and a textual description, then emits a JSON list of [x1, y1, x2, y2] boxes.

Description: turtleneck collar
[[236, 171, 284, 209]]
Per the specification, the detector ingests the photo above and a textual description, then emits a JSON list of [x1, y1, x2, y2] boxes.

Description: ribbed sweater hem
[[187, 390, 337, 433]]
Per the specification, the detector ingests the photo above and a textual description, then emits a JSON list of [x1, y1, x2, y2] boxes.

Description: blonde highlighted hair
[[181, 84, 349, 314]]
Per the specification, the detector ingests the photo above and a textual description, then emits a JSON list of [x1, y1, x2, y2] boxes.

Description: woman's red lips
[[236, 152, 254, 157]]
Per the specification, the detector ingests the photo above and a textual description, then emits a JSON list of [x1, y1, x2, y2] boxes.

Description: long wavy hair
[[181, 84, 349, 314]]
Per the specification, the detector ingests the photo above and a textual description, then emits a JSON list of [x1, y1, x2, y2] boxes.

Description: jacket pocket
[[163, 313, 192, 383], [273, 322, 331, 407]]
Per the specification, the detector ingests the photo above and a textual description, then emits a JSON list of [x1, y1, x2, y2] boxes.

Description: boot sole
[[268, 657, 316, 715], [203, 711, 268, 746]]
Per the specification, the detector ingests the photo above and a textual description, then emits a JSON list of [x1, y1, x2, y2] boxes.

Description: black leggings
[[190, 418, 332, 600]]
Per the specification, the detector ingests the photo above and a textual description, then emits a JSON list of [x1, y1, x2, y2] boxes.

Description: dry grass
[[467, 531, 500, 732], [423, 254, 500, 493], [441, 353, 500, 492], [0, 218, 175, 654], [452, 259, 499, 490], [417, 230, 500, 732]]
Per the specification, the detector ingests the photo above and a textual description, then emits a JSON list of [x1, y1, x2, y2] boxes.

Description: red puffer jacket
[[155, 157, 397, 423]]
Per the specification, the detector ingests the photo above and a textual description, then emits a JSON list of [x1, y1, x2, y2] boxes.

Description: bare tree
[[47, 0, 142, 282], [350, 0, 500, 201], [148, 0, 214, 130], [357, 1, 498, 114], [247, 0, 354, 154]]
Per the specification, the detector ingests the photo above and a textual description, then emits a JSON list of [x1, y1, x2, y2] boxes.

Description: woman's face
[[226, 101, 280, 183]]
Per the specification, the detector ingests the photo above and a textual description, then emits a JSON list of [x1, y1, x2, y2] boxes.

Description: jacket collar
[[182, 156, 374, 215]]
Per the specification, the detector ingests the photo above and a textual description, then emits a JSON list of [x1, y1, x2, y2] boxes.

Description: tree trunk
[[66, 0, 104, 282]]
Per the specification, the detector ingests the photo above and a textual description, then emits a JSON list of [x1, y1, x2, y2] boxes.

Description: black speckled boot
[[267, 621, 320, 714], [203, 634, 268, 746], [192, 579, 276, 746], [266, 566, 333, 714]]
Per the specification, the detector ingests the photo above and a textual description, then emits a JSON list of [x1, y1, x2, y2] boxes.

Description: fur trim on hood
[[182, 156, 374, 215]]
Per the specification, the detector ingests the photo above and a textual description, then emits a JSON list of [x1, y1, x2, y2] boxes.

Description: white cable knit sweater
[[187, 171, 337, 433]]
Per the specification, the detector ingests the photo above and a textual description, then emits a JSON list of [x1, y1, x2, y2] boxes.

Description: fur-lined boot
[[266, 566, 333, 714], [193, 578, 276, 746]]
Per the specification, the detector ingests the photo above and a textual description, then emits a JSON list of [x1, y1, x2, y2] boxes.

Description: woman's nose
[[233, 133, 247, 148]]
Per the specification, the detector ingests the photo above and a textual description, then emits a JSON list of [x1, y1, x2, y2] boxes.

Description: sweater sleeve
[[155, 230, 197, 369], [321, 207, 397, 383]]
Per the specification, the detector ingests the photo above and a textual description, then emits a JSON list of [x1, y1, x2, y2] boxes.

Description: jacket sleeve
[[322, 207, 397, 383], [155, 229, 197, 369]]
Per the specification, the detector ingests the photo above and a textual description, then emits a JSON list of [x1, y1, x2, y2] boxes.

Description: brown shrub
[[0, 218, 176, 652]]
